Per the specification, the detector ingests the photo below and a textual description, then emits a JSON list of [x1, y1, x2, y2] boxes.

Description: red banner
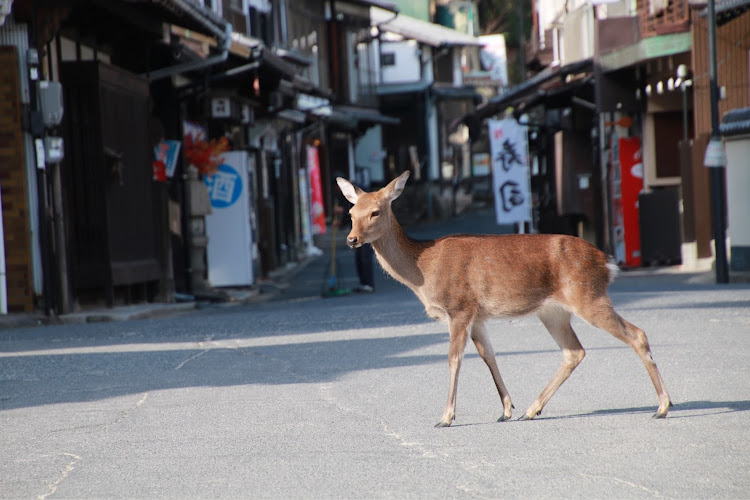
[[306, 146, 326, 235]]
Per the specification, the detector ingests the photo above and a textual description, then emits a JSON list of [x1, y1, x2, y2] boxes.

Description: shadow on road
[[521, 400, 750, 421], [3, 206, 749, 417]]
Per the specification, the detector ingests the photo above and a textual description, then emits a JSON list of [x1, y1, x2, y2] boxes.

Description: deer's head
[[336, 171, 410, 248]]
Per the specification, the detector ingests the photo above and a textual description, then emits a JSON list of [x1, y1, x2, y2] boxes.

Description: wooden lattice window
[[637, 0, 690, 37]]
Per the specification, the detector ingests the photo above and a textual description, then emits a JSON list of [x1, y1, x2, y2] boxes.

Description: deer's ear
[[336, 177, 363, 205], [386, 170, 410, 202]]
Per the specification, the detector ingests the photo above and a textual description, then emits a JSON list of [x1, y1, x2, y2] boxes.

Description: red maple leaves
[[184, 134, 230, 177]]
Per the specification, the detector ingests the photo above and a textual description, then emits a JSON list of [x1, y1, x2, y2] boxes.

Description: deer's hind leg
[[521, 305, 586, 420], [471, 321, 514, 421], [575, 296, 672, 418]]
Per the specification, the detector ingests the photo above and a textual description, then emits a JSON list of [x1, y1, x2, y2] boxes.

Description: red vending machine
[[612, 136, 644, 268]]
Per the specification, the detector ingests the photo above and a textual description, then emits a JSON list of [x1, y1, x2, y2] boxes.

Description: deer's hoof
[[517, 414, 533, 421], [497, 414, 512, 422], [652, 411, 668, 419], [434, 421, 452, 428]]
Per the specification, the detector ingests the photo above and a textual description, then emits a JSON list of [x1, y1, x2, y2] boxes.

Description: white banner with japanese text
[[487, 118, 531, 226]]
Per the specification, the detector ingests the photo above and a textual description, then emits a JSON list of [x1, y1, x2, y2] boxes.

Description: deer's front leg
[[436, 315, 472, 428]]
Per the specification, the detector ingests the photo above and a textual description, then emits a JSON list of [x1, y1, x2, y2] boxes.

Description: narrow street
[[2, 208, 750, 498]]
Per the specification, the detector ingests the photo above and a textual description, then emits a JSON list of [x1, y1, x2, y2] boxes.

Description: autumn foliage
[[184, 134, 230, 177]]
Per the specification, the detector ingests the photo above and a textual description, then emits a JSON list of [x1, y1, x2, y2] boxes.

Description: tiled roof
[[720, 107, 750, 137]]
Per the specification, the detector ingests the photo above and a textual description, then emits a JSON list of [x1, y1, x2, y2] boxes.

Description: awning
[[473, 58, 593, 121], [599, 31, 690, 73], [371, 7, 481, 47], [229, 32, 262, 59], [190, 34, 328, 105], [325, 105, 400, 131], [225, 33, 318, 92], [377, 81, 480, 102], [432, 85, 482, 104], [377, 81, 430, 96], [256, 46, 300, 79], [512, 75, 595, 116]]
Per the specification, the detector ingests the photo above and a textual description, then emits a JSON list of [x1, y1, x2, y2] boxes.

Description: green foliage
[[476, 0, 532, 45], [476, 0, 534, 84]]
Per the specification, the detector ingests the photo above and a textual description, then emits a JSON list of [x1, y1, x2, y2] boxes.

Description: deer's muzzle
[[346, 236, 360, 248]]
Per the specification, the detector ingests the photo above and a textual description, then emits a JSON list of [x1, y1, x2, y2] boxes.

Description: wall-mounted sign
[[205, 163, 243, 209], [211, 97, 232, 119]]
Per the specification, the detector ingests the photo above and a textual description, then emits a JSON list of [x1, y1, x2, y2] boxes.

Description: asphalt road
[[2, 209, 750, 498]]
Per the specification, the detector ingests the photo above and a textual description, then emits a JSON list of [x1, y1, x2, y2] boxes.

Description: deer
[[337, 171, 672, 427]]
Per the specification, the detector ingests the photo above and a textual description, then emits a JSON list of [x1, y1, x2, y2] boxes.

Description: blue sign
[[205, 163, 243, 208]]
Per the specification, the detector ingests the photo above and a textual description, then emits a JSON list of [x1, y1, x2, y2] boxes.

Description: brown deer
[[337, 171, 671, 427]]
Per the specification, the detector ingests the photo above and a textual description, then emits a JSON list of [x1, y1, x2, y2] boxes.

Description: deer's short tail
[[606, 260, 620, 284]]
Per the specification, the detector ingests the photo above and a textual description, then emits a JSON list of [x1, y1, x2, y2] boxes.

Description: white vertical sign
[[488, 118, 531, 226]]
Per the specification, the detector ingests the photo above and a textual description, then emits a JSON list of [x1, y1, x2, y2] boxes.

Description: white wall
[[380, 40, 421, 83], [354, 126, 386, 183], [725, 137, 750, 249], [561, 3, 595, 64]]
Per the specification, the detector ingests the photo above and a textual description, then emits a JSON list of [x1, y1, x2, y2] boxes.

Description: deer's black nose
[[347, 236, 358, 246]]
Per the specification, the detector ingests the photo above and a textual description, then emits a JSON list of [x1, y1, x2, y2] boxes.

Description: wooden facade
[[686, 7, 750, 258], [0, 47, 34, 312], [691, 8, 750, 139]]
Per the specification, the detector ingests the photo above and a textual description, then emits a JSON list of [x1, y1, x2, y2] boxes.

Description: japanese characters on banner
[[487, 118, 531, 226], [306, 145, 326, 235]]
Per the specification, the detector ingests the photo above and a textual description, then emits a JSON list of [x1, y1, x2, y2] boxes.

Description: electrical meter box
[[44, 136, 64, 164], [37, 81, 64, 127]]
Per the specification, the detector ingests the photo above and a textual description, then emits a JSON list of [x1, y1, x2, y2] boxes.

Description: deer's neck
[[371, 216, 429, 289]]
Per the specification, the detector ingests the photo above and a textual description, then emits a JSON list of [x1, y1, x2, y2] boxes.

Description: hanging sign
[[307, 145, 326, 235], [487, 118, 531, 225]]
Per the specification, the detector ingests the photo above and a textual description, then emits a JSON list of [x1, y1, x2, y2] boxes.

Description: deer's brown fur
[[337, 171, 671, 426]]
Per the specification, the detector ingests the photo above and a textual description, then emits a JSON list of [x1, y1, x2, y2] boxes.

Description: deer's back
[[415, 233, 613, 320]]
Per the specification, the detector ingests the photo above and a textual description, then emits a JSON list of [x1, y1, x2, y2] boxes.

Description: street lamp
[[676, 64, 692, 141]]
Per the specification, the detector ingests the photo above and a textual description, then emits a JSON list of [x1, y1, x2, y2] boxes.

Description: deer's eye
[[371, 210, 380, 218]]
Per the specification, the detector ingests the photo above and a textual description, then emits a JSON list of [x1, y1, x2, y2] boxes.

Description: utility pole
[[705, 0, 730, 283]]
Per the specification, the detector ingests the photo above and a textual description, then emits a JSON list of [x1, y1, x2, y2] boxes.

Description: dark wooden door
[[62, 61, 160, 304]]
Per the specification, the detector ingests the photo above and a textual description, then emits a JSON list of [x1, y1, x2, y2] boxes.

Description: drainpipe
[[425, 87, 433, 218], [142, 21, 233, 82], [0, 186, 7, 314]]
